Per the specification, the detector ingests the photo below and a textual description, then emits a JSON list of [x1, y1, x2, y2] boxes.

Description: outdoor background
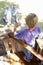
[[0, 0, 43, 30]]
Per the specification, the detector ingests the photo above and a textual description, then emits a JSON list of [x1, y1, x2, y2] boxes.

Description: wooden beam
[[2, 37, 10, 52], [9, 38, 16, 53], [14, 38, 43, 61]]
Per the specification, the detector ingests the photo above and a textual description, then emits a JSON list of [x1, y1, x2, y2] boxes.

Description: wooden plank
[[9, 38, 16, 53], [14, 38, 43, 61], [2, 38, 10, 52], [7, 53, 20, 61]]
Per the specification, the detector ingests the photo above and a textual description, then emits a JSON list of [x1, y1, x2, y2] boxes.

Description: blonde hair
[[25, 13, 38, 28]]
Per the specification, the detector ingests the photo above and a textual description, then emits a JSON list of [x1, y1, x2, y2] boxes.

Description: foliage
[[0, 1, 22, 25], [0, 1, 43, 31]]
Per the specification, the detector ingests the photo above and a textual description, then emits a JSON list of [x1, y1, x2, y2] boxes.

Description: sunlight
[[0, 0, 4, 1], [8, 0, 43, 21]]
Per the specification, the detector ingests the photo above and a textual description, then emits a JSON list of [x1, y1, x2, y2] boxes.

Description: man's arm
[[13, 9, 18, 16]]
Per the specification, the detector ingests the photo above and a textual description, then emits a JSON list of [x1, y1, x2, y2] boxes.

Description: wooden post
[[9, 38, 16, 53], [2, 38, 10, 52]]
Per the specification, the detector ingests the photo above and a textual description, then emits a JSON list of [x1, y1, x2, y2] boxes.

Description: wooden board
[[14, 38, 43, 61]]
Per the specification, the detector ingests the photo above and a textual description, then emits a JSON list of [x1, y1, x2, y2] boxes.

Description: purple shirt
[[16, 26, 41, 47]]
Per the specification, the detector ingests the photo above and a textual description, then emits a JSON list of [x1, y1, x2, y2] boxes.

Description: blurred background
[[0, 0, 43, 30]]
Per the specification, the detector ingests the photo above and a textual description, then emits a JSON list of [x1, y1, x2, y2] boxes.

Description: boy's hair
[[25, 13, 38, 28]]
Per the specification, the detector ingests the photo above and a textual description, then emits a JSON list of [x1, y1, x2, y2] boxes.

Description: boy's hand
[[15, 23, 21, 28], [14, 23, 21, 32]]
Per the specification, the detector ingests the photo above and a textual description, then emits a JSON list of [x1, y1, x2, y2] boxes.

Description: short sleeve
[[16, 30, 25, 40]]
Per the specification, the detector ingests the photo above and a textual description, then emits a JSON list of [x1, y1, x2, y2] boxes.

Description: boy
[[14, 13, 42, 62]]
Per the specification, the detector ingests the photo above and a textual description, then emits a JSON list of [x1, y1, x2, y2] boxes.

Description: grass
[[0, 1, 22, 25]]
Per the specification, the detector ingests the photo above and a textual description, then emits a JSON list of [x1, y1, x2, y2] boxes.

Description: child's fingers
[[15, 23, 21, 28]]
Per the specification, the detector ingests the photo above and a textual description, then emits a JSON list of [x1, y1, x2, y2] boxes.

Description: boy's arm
[[14, 23, 21, 37]]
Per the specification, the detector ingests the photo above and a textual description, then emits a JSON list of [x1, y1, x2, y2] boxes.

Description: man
[[4, 5, 11, 25], [12, 4, 19, 24]]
